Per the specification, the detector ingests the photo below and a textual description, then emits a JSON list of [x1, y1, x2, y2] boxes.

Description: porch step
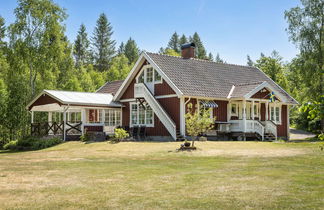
[[264, 133, 276, 141], [176, 129, 185, 141]]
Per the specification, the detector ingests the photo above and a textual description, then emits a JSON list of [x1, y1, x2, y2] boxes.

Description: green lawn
[[0, 141, 323, 209]]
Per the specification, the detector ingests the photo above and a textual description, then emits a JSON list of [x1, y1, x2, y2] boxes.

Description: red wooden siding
[[277, 105, 288, 137], [260, 103, 266, 121], [252, 89, 279, 101], [155, 81, 176, 96], [121, 80, 135, 100], [157, 97, 180, 128], [29, 94, 62, 110], [213, 100, 228, 122]]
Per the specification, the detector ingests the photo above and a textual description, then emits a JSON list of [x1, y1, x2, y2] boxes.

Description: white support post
[[227, 101, 231, 122], [48, 112, 53, 135], [265, 101, 269, 121], [81, 109, 86, 135], [287, 105, 290, 141], [31, 111, 34, 124], [63, 109, 67, 141], [251, 100, 255, 131], [180, 97, 185, 136], [243, 99, 247, 141]]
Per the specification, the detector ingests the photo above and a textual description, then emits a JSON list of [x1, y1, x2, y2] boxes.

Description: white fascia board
[[244, 81, 287, 103], [255, 67, 299, 104], [26, 90, 65, 110], [227, 85, 235, 99]]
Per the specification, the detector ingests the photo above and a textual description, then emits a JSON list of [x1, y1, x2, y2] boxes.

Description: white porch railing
[[230, 120, 266, 141], [265, 121, 277, 140], [134, 83, 177, 140], [254, 121, 265, 141]]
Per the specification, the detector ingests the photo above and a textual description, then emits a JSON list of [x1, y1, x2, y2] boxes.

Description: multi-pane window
[[146, 67, 153, 82], [68, 112, 81, 123], [131, 104, 138, 125], [254, 104, 258, 116], [275, 107, 280, 122], [137, 66, 162, 84], [270, 105, 281, 124], [130, 103, 154, 126], [104, 109, 121, 126]]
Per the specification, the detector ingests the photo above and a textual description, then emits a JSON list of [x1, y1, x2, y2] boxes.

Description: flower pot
[[184, 142, 191, 147]]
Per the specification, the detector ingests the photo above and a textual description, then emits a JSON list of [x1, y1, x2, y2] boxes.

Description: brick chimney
[[181, 42, 196, 59]]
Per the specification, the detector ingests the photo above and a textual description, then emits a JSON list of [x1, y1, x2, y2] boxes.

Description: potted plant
[[184, 140, 191, 147]]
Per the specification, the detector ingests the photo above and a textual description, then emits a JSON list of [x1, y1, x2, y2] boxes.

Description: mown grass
[[0, 141, 323, 209]]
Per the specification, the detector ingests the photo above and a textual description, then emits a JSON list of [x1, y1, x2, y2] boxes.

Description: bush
[[113, 128, 129, 142], [3, 136, 62, 151], [318, 133, 324, 141], [3, 140, 18, 150]]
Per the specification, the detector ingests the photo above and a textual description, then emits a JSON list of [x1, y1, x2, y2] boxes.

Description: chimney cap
[[181, 42, 196, 50]]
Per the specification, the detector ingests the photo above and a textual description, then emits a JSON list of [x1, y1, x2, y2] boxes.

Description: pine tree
[[167, 32, 180, 53], [158, 47, 165, 54], [92, 13, 116, 72], [208, 53, 214, 61], [190, 32, 207, 59], [118, 42, 125, 55], [124, 37, 139, 64], [215, 53, 225, 63], [247, 55, 254, 66], [73, 24, 90, 66], [179, 34, 188, 47]]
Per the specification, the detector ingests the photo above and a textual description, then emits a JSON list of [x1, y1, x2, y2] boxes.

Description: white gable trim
[[113, 51, 183, 101], [26, 90, 64, 110], [244, 81, 286, 102], [255, 67, 298, 104]]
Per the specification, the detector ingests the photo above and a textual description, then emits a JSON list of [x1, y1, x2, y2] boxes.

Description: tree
[[285, 0, 324, 131], [215, 53, 225, 63], [8, 0, 72, 97], [208, 53, 214, 61], [247, 55, 254, 66], [73, 24, 90, 66], [0, 16, 5, 48], [190, 32, 207, 59], [167, 32, 180, 53], [163, 48, 180, 56], [92, 13, 116, 71], [185, 103, 214, 147], [124, 37, 139, 64], [179, 34, 188, 47], [118, 42, 125, 55], [255, 51, 289, 90], [106, 54, 131, 81]]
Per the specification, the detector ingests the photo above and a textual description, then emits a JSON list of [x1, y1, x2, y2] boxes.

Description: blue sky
[[0, 0, 300, 65]]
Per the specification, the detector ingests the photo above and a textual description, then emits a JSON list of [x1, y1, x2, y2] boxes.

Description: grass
[[0, 141, 323, 209]]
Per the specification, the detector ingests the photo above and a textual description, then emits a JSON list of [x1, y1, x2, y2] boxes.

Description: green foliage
[[114, 128, 129, 142], [179, 34, 188, 47], [190, 32, 207, 59], [3, 136, 62, 151], [163, 49, 180, 57], [318, 133, 324, 141], [106, 54, 131, 81], [74, 24, 90, 66], [92, 13, 116, 71], [80, 133, 89, 142], [185, 103, 215, 146], [167, 32, 180, 53], [215, 53, 225, 63], [124, 37, 139, 64], [247, 55, 254, 66]]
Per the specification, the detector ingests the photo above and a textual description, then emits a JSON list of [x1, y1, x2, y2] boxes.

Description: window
[[104, 109, 121, 126], [68, 112, 81, 123], [231, 103, 238, 116], [130, 103, 154, 126], [270, 104, 281, 124], [136, 65, 162, 84], [146, 67, 153, 82], [154, 70, 162, 82], [254, 104, 258, 116]]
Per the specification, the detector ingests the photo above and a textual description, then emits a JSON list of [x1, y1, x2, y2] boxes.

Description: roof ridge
[[146, 51, 257, 69], [234, 81, 264, 86]]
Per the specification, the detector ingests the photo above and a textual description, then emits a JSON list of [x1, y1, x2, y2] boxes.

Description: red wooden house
[[27, 43, 298, 141]]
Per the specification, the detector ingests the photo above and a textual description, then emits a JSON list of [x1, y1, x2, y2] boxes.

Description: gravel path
[[290, 128, 316, 140]]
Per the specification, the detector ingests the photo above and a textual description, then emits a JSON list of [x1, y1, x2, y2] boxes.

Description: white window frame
[[104, 109, 121, 127], [230, 102, 238, 117], [136, 65, 163, 84], [129, 102, 154, 127], [197, 100, 214, 119], [269, 103, 281, 125]]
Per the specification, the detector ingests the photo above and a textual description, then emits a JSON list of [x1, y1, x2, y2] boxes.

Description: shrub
[[3, 140, 18, 150], [3, 136, 62, 151], [113, 128, 129, 142], [318, 133, 324, 141]]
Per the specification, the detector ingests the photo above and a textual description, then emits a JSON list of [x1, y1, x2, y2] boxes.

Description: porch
[[27, 90, 123, 141]]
